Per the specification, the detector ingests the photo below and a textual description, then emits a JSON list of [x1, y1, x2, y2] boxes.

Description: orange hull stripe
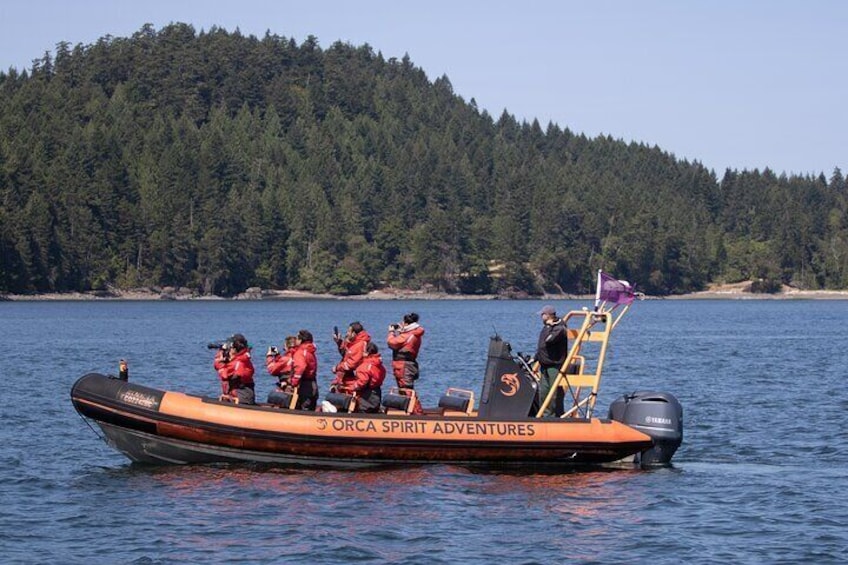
[[158, 392, 652, 445]]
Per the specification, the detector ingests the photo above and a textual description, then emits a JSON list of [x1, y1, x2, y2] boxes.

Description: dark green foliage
[[0, 24, 845, 296], [750, 278, 782, 294]]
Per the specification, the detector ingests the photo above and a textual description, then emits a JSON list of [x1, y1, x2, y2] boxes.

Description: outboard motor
[[609, 391, 682, 467]]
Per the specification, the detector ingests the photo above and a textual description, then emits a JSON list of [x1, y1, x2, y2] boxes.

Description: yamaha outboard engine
[[609, 391, 682, 467]]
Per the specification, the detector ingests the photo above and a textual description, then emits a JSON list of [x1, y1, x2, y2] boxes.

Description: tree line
[[1, 23, 846, 296]]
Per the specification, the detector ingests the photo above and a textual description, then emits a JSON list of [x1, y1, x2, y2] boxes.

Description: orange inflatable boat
[[71, 273, 683, 469]]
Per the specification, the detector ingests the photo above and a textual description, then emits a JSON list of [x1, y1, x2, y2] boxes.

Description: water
[[1, 299, 846, 563]]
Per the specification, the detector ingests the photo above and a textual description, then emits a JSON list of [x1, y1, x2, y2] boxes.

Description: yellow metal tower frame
[[535, 300, 632, 419]]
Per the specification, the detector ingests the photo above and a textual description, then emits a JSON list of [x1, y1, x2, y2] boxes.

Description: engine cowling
[[609, 391, 683, 467]]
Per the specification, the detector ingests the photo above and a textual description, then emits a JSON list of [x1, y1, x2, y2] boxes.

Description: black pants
[[296, 380, 319, 411], [537, 365, 564, 417], [356, 386, 382, 413], [232, 385, 256, 405]]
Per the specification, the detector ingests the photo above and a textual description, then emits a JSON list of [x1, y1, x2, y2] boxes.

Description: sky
[[1, 0, 846, 177]]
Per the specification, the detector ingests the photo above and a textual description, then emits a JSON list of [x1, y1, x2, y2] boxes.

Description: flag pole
[[594, 269, 602, 311]]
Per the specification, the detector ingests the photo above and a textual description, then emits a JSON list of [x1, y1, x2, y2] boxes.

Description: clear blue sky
[[1, 0, 845, 177]]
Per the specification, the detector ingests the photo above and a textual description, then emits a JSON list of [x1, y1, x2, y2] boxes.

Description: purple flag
[[598, 271, 635, 306]]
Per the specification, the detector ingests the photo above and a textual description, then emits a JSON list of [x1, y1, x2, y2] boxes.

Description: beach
[[3, 281, 848, 301]]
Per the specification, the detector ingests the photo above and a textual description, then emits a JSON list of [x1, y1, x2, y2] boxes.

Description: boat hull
[[72, 373, 654, 469]]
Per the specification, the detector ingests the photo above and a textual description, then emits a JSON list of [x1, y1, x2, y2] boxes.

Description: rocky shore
[[2, 281, 848, 301], [0, 286, 505, 301], [666, 281, 848, 300]]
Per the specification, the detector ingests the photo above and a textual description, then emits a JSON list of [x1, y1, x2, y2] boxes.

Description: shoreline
[[3, 286, 848, 302]]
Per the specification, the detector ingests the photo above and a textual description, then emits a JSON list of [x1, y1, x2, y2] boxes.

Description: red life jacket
[[266, 347, 296, 378], [214, 347, 255, 390], [291, 342, 317, 386], [354, 353, 386, 391], [229, 348, 255, 387], [387, 323, 424, 361], [337, 330, 371, 372]]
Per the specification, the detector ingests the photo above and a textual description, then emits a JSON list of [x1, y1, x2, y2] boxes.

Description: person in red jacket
[[350, 342, 386, 413], [330, 321, 371, 393], [290, 329, 319, 410], [213, 333, 255, 404], [387, 312, 425, 414], [266, 335, 297, 388]]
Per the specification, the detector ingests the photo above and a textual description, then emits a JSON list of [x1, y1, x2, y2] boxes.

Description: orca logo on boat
[[500, 373, 520, 397]]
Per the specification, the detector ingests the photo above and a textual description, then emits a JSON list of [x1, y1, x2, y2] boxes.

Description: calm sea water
[[1, 298, 846, 563]]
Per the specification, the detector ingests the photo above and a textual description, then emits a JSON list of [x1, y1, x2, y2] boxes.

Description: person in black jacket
[[535, 305, 567, 417]]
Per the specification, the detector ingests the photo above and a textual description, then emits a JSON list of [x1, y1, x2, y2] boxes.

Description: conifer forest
[[1, 24, 846, 296]]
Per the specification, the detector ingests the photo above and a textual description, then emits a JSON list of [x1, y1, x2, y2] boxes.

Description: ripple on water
[[3, 300, 848, 563]]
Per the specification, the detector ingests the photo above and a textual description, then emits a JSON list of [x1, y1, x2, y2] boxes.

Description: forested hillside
[[1, 23, 846, 296]]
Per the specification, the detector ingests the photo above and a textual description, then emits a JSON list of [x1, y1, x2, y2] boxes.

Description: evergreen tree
[[0, 23, 843, 296]]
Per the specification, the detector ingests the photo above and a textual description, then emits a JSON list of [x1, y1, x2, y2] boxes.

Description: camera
[[267, 346, 279, 356], [390, 324, 400, 331]]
